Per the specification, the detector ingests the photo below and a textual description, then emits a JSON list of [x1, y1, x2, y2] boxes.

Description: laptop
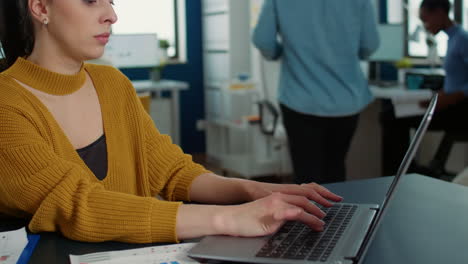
[[189, 94, 438, 264]]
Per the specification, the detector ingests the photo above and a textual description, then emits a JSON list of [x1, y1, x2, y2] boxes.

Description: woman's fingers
[[278, 193, 326, 219], [295, 183, 343, 207], [271, 183, 343, 207], [273, 207, 302, 221], [272, 202, 325, 232], [311, 184, 343, 202], [295, 209, 326, 231], [305, 189, 335, 207]]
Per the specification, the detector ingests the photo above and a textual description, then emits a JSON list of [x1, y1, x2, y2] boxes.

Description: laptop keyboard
[[256, 204, 357, 262]]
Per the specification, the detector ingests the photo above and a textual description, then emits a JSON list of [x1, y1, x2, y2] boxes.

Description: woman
[[0, 0, 342, 243]]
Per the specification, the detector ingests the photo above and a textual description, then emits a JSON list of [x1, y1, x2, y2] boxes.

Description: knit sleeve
[[140, 102, 211, 202], [0, 105, 181, 243]]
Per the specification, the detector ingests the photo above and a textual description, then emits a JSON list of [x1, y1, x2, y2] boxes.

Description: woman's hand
[[177, 181, 342, 240], [218, 192, 328, 237], [243, 181, 343, 208]]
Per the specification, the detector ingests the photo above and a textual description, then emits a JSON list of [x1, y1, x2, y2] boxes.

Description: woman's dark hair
[[420, 0, 451, 14], [0, 0, 35, 71]]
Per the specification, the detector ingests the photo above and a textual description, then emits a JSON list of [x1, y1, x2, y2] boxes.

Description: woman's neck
[[27, 42, 83, 76]]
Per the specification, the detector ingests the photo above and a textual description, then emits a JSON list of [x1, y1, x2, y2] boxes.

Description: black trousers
[[280, 104, 359, 184], [381, 98, 468, 176]]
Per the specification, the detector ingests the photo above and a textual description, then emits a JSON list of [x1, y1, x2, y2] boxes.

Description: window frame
[[111, 0, 187, 63]]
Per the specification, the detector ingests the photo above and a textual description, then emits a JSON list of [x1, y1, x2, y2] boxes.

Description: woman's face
[[41, 0, 118, 61]]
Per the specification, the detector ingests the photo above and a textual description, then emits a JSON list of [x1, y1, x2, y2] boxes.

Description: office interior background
[[6, 0, 468, 182], [108, 0, 468, 182]]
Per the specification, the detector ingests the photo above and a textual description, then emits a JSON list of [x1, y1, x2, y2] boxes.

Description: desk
[[3, 175, 468, 263], [132, 79, 189, 145], [327, 174, 468, 264], [370, 85, 433, 117]]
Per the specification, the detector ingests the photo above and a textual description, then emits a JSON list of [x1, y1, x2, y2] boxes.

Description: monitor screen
[[369, 24, 404, 61], [103, 34, 160, 68]]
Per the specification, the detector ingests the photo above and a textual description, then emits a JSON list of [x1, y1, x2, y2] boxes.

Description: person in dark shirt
[[382, 0, 468, 176]]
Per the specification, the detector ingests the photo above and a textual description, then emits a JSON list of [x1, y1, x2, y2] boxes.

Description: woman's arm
[[188, 173, 252, 204], [181, 173, 343, 239], [190, 173, 342, 206], [0, 105, 183, 243], [177, 190, 336, 240]]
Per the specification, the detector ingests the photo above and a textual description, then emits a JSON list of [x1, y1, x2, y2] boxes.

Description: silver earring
[[43, 18, 49, 25]]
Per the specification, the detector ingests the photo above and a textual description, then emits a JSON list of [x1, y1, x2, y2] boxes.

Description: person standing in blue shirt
[[252, 0, 380, 184], [382, 0, 468, 176]]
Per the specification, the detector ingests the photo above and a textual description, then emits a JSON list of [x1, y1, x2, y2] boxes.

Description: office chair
[[138, 92, 151, 114], [425, 130, 468, 180], [257, 100, 279, 136]]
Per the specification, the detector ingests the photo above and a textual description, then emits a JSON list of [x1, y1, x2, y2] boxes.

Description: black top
[[76, 134, 108, 180]]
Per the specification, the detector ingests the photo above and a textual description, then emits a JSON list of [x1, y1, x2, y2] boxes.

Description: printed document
[[0, 227, 28, 264], [70, 242, 201, 264]]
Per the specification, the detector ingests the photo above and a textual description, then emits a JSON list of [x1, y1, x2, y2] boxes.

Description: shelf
[[203, 11, 228, 16], [202, 0, 228, 14], [206, 118, 249, 131]]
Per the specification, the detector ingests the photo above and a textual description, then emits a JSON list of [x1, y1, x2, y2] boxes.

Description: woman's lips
[[95, 33, 110, 45]]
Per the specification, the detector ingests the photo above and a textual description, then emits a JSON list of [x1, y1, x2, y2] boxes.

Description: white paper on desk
[[391, 90, 433, 104], [69, 242, 201, 264], [392, 101, 427, 118], [370, 86, 433, 103], [0, 227, 28, 264]]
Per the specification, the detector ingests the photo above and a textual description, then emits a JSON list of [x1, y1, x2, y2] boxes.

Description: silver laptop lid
[[356, 94, 438, 263]]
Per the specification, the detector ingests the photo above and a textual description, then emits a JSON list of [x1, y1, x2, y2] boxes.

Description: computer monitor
[[103, 34, 160, 68], [369, 24, 404, 62]]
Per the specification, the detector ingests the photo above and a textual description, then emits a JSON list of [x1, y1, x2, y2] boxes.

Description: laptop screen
[[356, 94, 438, 262]]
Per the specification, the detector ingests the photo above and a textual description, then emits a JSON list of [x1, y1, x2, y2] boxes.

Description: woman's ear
[[28, 0, 49, 25]]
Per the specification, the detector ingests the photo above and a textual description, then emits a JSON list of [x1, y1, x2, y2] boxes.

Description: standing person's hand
[[419, 91, 465, 111]]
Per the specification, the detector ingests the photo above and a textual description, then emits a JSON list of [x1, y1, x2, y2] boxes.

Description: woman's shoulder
[[84, 63, 136, 95], [84, 63, 129, 81], [0, 74, 27, 107]]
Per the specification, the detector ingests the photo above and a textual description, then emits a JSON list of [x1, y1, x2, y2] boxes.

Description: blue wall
[[163, 0, 205, 154], [122, 0, 205, 154]]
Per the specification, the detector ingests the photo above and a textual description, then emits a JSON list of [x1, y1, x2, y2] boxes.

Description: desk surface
[[3, 174, 468, 264], [370, 85, 432, 101], [132, 79, 189, 93], [131, 79, 188, 145], [370, 86, 433, 117]]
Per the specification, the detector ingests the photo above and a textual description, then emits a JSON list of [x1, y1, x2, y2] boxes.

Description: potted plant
[[149, 39, 170, 81], [158, 39, 170, 62]]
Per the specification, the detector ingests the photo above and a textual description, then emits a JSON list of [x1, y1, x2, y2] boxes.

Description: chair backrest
[[138, 92, 151, 113]]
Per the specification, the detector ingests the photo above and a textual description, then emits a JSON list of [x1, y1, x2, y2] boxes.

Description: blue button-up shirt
[[252, 0, 380, 116], [444, 25, 468, 95]]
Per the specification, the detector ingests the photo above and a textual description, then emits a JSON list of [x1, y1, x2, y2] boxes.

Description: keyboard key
[[257, 205, 356, 259]]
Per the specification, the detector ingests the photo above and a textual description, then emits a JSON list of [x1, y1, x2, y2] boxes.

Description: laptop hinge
[[344, 256, 358, 263], [352, 207, 381, 264]]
